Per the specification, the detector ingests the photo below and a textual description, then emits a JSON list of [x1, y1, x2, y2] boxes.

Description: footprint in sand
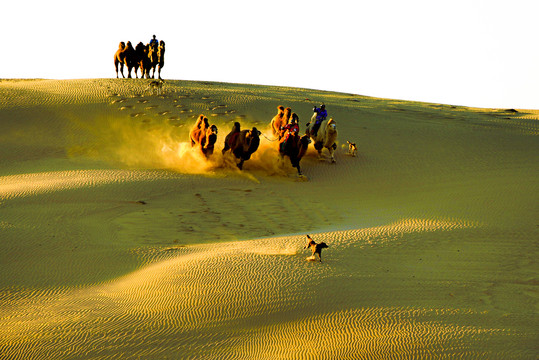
[[119, 105, 133, 110], [169, 119, 183, 127], [145, 105, 158, 110], [130, 112, 145, 118], [180, 109, 193, 114], [175, 104, 185, 108], [112, 98, 127, 104], [158, 111, 170, 116], [137, 99, 148, 104]]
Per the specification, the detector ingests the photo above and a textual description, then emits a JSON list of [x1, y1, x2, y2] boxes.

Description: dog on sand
[[304, 235, 328, 262], [347, 141, 357, 157], [145, 79, 165, 95]]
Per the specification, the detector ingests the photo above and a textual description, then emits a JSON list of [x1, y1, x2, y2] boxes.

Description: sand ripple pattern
[[0, 219, 530, 359], [0, 170, 182, 200]]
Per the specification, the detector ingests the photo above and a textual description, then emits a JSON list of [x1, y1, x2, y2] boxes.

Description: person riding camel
[[280, 113, 300, 153], [149, 35, 159, 49], [311, 104, 327, 136]]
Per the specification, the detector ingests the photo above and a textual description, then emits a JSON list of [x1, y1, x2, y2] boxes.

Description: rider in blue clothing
[[149, 35, 159, 48], [311, 104, 327, 136]]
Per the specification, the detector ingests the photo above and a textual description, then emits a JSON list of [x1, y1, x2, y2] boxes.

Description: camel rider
[[149, 35, 159, 48], [311, 104, 327, 136], [280, 114, 300, 152]]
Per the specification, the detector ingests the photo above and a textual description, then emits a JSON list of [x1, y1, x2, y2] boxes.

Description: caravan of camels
[[113, 39, 338, 176], [114, 39, 165, 79], [189, 105, 338, 175]]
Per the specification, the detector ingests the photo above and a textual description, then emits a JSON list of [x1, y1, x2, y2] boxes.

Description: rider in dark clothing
[[311, 104, 327, 136]]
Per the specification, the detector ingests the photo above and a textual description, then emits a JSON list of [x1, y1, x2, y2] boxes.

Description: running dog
[[347, 141, 357, 157], [304, 235, 328, 262]]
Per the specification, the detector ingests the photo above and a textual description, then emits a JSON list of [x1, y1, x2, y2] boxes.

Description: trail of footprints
[[109, 89, 242, 129]]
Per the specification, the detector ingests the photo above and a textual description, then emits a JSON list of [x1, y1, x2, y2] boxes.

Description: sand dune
[[0, 79, 537, 359]]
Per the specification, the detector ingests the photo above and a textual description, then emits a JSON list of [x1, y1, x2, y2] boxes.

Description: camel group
[[189, 104, 338, 175], [271, 105, 338, 174], [189, 116, 261, 170], [114, 40, 165, 79]]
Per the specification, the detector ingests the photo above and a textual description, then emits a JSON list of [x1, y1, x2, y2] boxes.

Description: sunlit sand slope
[[0, 79, 537, 359], [1, 221, 535, 359]]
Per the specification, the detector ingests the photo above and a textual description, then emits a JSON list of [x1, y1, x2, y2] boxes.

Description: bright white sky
[[2, 0, 538, 109]]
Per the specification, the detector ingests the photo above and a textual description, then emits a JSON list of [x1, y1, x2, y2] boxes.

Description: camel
[[135, 42, 150, 78], [114, 41, 137, 78], [222, 127, 261, 170], [306, 115, 338, 163], [222, 122, 241, 154], [114, 42, 126, 78], [189, 115, 218, 157], [280, 132, 311, 176], [147, 42, 159, 79], [156, 40, 165, 79], [270, 105, 286, 139]]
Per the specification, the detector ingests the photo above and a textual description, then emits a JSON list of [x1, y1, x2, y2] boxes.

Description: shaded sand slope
[[0, 79, 537, 359]]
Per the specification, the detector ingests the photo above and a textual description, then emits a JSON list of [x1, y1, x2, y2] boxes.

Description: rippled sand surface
[[0, 79, 537, 359]]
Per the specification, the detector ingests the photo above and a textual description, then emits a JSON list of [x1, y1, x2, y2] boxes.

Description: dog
[[347, 141, 357, 157], [145, 79, 165, 95], [304, 235, 328, 262]]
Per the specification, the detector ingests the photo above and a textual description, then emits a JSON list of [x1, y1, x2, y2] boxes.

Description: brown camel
[[222, 127, 261, 170], [189, 115, 218, 157], [135, 42, 150, 79], [147, 42, 159, 79], [114, 42, 126, 78], [280, 131, 311, 176], [270, 105, 286, 139], [114, 41, 137, 78], [157, 40, 165, 79]]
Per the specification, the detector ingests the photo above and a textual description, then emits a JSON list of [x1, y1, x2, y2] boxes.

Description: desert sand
[[0, 78, 537, 359]]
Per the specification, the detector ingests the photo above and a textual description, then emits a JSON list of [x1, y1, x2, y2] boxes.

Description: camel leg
[[237, 159, 244, 170], [117, 63, 125, 78], [328, 146, 336, 163]]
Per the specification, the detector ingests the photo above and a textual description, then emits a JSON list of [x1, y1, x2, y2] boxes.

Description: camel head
[[207, 124, 218, 136], [118, 42, 126, 49], [326, 118, 337, 133], [297, 134, 311, 160]]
